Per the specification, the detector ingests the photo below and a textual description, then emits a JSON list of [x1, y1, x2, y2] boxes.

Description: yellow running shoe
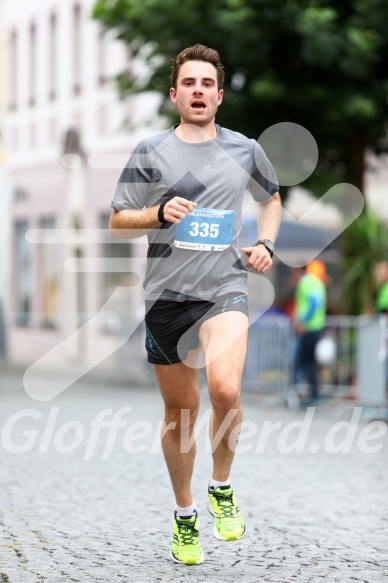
[[208, 486, 246, 541], [170, 510, 204, 565]]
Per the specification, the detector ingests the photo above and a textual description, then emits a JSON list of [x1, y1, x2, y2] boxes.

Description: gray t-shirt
[[111, 124, 279, 301]]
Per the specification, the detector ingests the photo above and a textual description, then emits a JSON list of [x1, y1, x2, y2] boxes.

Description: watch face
[[258, 239, 273, 249], [255, 239, 274, 256]]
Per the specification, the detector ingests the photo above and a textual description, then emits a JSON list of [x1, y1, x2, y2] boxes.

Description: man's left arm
[[241, 192, 282, 273]]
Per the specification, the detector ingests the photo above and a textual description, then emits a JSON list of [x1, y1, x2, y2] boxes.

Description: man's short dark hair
[[171, 44, 225, 90]]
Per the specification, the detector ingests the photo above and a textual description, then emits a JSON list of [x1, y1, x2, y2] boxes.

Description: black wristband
[[158, 202, 168, 224]]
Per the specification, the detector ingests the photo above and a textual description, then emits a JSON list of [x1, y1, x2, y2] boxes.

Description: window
[[39, 218, 59, 328], [49, 13, 57, 100], [9, 30, 17, 110], [73, 5, 81, 94], [14, 220, 31, 326], [97, 26, 107, 86], [100, 213, 135, 335], [29, 23, 36, 107], [100, 213, 133, 303]]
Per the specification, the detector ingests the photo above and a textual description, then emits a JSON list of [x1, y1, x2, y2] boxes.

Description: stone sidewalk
[[0, 368, 387, 582]]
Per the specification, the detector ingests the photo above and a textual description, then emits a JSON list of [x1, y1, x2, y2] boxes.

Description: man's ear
[[218, 89, 224, 105], [170, 87, 177, 103]]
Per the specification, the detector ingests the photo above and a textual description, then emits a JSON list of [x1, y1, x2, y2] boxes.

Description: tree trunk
[[340, 128, 368, 314], [348, 128, 366, 196]]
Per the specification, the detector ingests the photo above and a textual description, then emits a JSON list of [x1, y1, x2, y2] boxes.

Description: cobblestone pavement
[[0, 367, 387, 583]]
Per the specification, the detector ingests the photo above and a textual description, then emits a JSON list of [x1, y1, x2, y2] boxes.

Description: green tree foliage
[[342, 211, 388, 314], [93, 0, 388, 198]]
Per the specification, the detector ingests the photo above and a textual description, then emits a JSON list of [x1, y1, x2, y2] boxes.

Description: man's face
[[170, 60, 224, 126], [375, 262, 388, 285]]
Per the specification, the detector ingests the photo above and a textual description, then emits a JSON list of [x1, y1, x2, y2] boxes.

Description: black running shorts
[[145, 292, 249, 365]]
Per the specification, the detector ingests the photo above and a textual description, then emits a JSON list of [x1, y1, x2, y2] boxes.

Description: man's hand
[[161, 197, 198, 223], [241, 244, 273, 272]]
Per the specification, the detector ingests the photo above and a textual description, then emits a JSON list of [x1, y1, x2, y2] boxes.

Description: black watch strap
[[253, 239, 274, 258]]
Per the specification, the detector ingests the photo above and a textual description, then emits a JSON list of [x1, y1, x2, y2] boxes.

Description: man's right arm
[[109, 197, 198, 239], [109, 207, 160, 239]]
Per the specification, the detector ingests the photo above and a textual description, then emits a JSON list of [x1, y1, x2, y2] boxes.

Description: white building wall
[[4, 0, 159, 369], [0, 0, 11, 356], [5, 0, 138, 167]]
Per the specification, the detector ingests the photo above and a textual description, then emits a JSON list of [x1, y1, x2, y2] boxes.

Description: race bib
[[174, 207, 235, 251]]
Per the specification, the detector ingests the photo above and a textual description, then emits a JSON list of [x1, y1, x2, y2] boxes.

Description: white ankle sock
[[175, 500, 197, 517], [209, 477, 230, 490]]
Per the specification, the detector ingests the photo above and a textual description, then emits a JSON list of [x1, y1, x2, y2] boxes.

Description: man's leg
[[199, 311, 248, 478], [153, 358, 200, 508], [293, 334, 304, 384], [305, 330, 321, 399], [199, 311, 248, 541], [154, 355, 205, 565]]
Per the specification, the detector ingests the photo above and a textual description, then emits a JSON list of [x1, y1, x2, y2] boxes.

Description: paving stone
[[0, 370, 387, 582]]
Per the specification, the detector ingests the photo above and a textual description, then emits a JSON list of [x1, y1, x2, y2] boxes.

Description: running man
[[110, 44, 282, 565]]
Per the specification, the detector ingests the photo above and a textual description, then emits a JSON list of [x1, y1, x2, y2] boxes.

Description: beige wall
[[3, 0, 158, 370]]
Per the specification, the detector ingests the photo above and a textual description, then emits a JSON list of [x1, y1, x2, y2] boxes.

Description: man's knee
[[209, 377, 241, 412], [164, 404, 199, 434]]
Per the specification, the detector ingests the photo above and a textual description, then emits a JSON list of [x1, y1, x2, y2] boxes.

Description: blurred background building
[[1, 0, 162, 369], [0, 0, 10, 359], [1, 0, 387, 382]]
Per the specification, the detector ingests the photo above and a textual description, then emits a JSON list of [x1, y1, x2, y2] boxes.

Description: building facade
[[4, 0, 159, 371], [2, 0, 387, 374]]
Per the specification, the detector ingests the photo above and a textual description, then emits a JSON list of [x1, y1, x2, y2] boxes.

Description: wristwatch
[[253, 239, 275, 258]]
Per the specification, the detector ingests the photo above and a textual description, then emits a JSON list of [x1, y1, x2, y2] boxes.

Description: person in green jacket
[[293, 260, 327, 404], [375, 261, 388, 315], [375, 261, 388, 390]]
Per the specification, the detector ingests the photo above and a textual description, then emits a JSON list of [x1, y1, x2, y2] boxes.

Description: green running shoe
[[208, 486, 246, 541], [170, 510, 204, 565]]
